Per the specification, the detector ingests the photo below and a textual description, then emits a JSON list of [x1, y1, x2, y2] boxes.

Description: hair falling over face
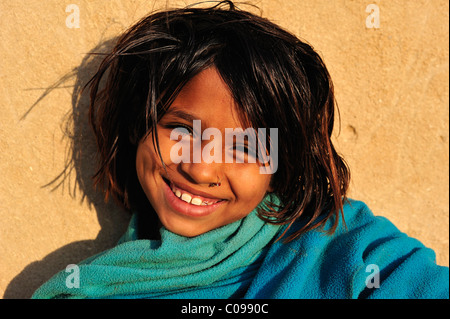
[[87, 0, 350, 242]]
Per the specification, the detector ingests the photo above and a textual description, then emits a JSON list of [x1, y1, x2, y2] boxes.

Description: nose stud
[[209, 176, 221, 188]]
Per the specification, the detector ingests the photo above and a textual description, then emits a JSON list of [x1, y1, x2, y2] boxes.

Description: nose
[[178, 160, 222, 187]]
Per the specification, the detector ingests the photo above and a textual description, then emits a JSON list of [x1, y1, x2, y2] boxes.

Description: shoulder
[[338, 198, 392, 231], [338, 199, 449, 298], [281, 198, 405, 255], [251, 199, 449, 298]]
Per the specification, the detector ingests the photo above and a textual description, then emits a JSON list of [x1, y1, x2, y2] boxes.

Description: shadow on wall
[[4, 38, 132, 299]]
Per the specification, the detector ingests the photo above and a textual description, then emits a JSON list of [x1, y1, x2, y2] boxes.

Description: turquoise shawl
[[32, 196, 282, 299], [32, 198, 449, 299]]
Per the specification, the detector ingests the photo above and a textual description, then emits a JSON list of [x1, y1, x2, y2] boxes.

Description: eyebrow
[[162, 108, 254, 146], [163, 108, 199, 123]]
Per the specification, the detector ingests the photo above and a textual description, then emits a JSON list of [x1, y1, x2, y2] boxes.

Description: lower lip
[[163, 180, 225, 218]]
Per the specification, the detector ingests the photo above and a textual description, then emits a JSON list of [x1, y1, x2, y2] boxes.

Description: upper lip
[[166, 178, 225, 201]]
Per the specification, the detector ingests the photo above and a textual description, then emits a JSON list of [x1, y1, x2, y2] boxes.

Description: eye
[[228, 143, 259, 164], [163, 123, 196, 138], [233, 143, 249, 153], [173, 126, 192, 137]]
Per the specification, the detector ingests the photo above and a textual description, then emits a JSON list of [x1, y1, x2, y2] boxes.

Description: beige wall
[[1, 0, 448, 298]]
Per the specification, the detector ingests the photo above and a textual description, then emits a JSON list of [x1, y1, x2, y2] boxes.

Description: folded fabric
[[32, 195, 282, 299], [245, 199, 449, 299], [32, 198, 449, 299]]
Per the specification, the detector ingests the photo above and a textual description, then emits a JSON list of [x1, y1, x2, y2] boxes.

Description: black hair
[[88, 0, 350, 242]]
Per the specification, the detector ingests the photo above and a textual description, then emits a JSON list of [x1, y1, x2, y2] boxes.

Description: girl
[[32, 1, 448, 299]]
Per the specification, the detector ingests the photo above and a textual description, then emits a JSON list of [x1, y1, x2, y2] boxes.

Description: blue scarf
[[32, 198, 449, 299], [32, 196, 282, 299]]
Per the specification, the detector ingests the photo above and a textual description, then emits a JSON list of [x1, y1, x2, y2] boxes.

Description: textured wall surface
[[1, 0, 448, 298]]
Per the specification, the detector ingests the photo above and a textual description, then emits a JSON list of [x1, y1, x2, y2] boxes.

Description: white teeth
[[191, 198, 203, 206], [181, 193, 192, 203], [172, 185, 219, 206]]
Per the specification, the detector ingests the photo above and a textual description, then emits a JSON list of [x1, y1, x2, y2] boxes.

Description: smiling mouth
[[163, 177, 224, 206]]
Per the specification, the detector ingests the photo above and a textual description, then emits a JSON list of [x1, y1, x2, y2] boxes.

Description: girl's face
[[136, 67, 273, 237]]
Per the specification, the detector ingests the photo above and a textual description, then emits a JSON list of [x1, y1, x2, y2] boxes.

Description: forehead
[[165, 67, 248, 129]]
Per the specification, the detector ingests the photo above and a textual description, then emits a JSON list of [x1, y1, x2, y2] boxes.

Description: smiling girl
[[32, 1, 448, 299], [136, 67, 275, 237]]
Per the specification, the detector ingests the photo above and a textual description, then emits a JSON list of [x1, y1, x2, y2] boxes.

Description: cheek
[[136, 133, 174, 171], [228, 165, 272, 203], [136, 138, 155, 168], [136, 143, 154, 191], [150, 131, 182, 168], [136, 137, 166, 187]]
